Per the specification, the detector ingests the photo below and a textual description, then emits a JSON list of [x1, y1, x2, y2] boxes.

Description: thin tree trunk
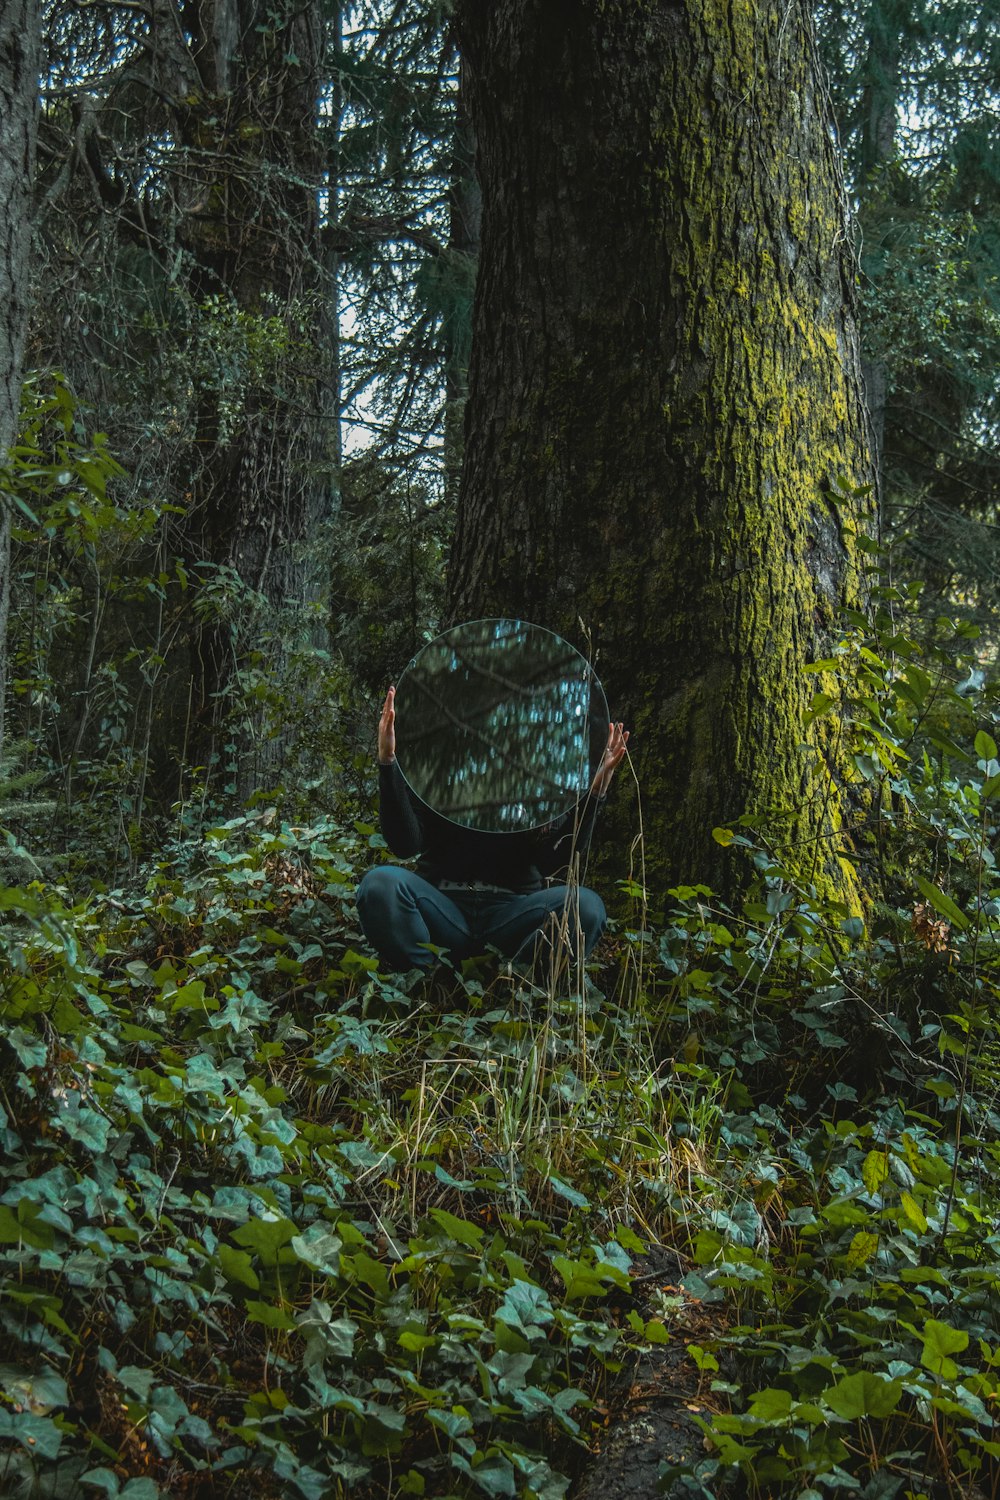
[[443, 55, 481, 507], [0, 0, 39, 758], [449, 0, 874, 902]]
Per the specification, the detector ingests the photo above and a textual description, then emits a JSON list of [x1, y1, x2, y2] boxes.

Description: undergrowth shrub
[[0, 538, 998, 1499]]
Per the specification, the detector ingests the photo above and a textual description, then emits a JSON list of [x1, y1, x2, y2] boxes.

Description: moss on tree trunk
[[449, 0, 874, 903]]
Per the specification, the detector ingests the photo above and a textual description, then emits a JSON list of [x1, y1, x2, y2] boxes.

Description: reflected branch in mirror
[[393, 618, 609, 833]]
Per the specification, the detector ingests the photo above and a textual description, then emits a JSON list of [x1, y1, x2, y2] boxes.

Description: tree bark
[[172, 0, 332, 795], [0, 0, 39, 758], [449, 0, 874, 902], [443, 54, 481, 507]]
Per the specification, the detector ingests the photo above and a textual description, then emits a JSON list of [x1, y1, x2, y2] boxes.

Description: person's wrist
[[379, 754, 396, 765]]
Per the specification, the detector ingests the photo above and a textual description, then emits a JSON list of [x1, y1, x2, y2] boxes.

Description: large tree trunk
[[0, 0, 39, 758], [449, 0, 874, 903]]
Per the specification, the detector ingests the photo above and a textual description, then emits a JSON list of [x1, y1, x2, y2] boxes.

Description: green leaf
[[747, 1387, 792, 1421], [975, 729, 998, 761], [290, 1225, 342, 1276], [899, 1191, 928, 1232], [80, 1469, 122, 1496], [913, 874, 969, 931], [546, 1174, 589, 1208], [360, 1404, 407, 1456], [712, 827, 735, 846], [823, 1372, 903, 1420], [427, 1207, 485, 1248], [398, 1330, 437, 1353], [0, 1408, 64, 1459], [298, 1301, 357, 1358], [232, 1215, 298, 1263], [921, 1318, 969, 1378], [861, 1149, 890, 1196], [846, 1231, 879, 1267], [552, 1255, 611, 1301], [454, 1453, 517, 1498], [496, 1279, 553, 1337], [216, 1245, 260, 1290], [0, 1200, 54, 1249], [246, 1299, 298, 1331], [59, 1106, 112, 1153], [614, 1224, 646, 1254]]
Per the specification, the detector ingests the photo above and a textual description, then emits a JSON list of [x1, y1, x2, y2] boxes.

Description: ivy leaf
[[427, 1208, 485, 1248], [496, 1279, 553, 1339], [80, 1469, 122, 1496], [360, 1404, 407, 1456], [58, 1105, 112, 1153], [0, 1200, 54, 1249], [216, 1245, 260, 1289], [452, 1452, 517, 1498], [552, 1255, 611, 1301], [246, 1299, 298, 1330], [398, 1330, 437, 1353], [7, 1026, 47, 1069], [0, 1408, 63, 1459], [297, 1300, 357, 1358], [232, 1215, 298, 1263], [546, 1174, 589, 1209], [823, 1372, 903, 1420], [921, 1318, 969, 1378], [290, 1225, 342, 1276]]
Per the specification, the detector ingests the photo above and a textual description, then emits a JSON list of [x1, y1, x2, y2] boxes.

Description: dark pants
[[356, 865, 606, 973]]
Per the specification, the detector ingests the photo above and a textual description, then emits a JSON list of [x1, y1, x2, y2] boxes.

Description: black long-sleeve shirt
[[378, 760, 602, 893]]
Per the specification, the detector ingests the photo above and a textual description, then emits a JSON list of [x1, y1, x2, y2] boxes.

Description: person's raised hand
[[591, 721, 630, 797], [378, 685, 396, 764]]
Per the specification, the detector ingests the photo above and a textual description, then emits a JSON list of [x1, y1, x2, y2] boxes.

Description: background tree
[[11, 0, 463, 838], [448, 0, 875, 902], [0, 0, 40, 755], [817, 0, 1000, 614]]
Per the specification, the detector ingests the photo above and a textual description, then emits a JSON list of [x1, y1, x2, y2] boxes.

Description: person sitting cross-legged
[[356, 685, 629, 974]]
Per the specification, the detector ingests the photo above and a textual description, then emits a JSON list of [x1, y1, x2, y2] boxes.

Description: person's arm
[[536, 789, 603, 877], [376, 685, 425, 858], [536, 722, 630, 877], [590, 721, 629, 798]]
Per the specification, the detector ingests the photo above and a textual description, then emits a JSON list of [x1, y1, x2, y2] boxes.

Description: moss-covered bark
[[449, 0, 874, 903]]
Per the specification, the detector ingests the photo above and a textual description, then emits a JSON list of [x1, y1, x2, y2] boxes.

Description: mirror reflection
[[394, 618, 609, 832]]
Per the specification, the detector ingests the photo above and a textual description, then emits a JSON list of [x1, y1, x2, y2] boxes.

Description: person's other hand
[[378, 685, 396, 764], [591, 721, 629, 797]]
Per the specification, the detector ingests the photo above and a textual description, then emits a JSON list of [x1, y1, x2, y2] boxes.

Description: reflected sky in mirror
[[394, 619, 609, 832]]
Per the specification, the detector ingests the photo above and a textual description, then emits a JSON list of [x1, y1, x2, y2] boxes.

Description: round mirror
[[393, 618, 609, 833]]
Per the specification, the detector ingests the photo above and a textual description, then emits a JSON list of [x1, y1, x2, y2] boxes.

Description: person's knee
[[357, 864, 411, 919], [576, 887, 607, 951]]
